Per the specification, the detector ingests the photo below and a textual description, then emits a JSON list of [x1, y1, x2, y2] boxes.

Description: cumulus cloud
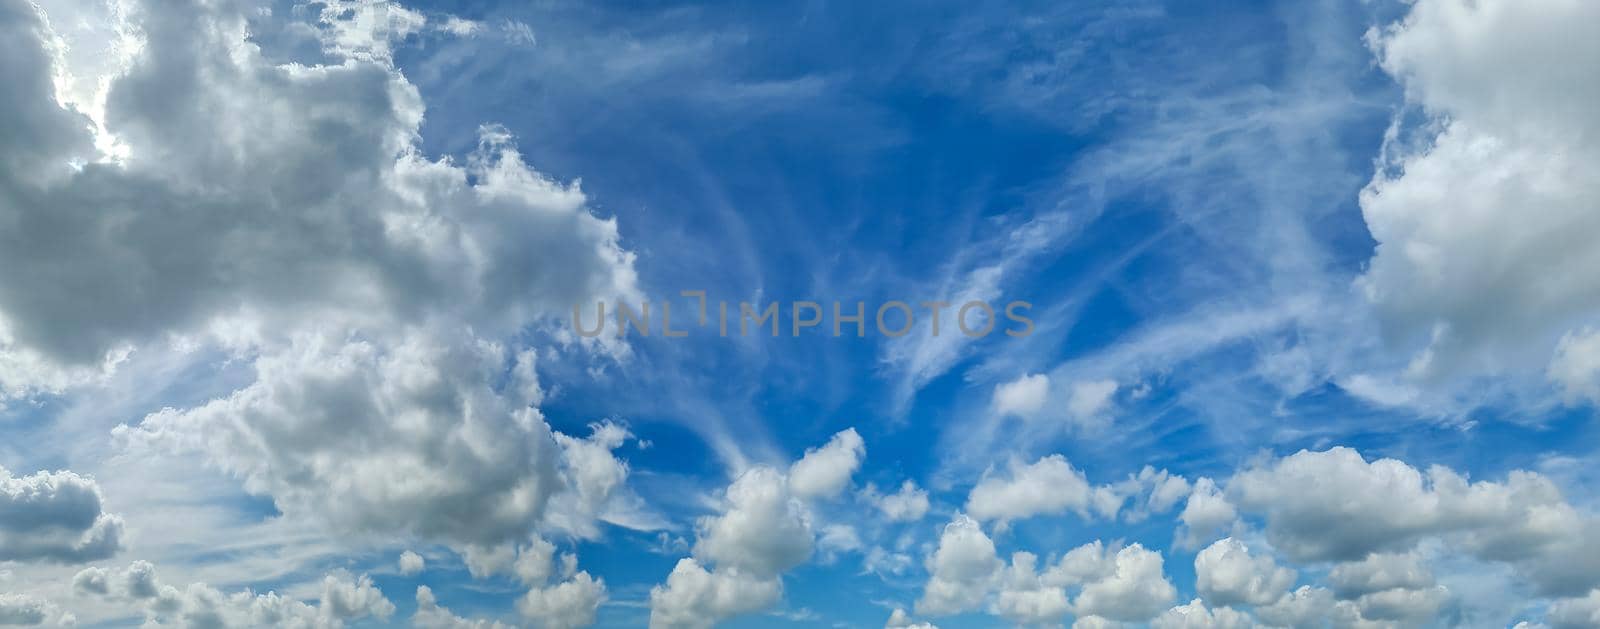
[[993, 373, 1049, 417], [413, 586, 511, 629], [884, 607, 939, 628], [0, 593, 55, 626], [1194, 538, 1296, 608], [1327, 552, 1434, 599], [117, 329, 567, 546], [1547, 589, 1600, 629], [992, 552, 1072, 625], [0, 466, 123, 563], [1151, 599, 1254, 629], [517, 571, 606, 629], [863, 480, 931, 523], [651, 429, 852, 628], [1550, 328, 1600, 404], [399, 550, 425, 576], [0, 0, 636, 374], [693, 466, 813, 577], [648, 558, 781, 629], [1070, 543, 1177, 622], [916, 515, 1002, 616], [965, 455, 1103, 525], [788, 428, 866, 501], [1229, 446, 1596, 593], [1177, 477, 1237, 549], [1357, 0, 1600, 387], [2, 0, 642, 572], [76, 561, 394, 628], [1066, 379, 1119, 422]]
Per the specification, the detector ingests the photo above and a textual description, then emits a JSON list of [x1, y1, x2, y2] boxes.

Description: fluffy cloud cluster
[[1357, 0, 1600, 392], [649, 429, 865, 628], [915, 515, 1177, 625], [1230, 447, 1599, 597], [0, 593, 61, 627], [0, 466, 123, 563], [862, 480, 932, 523], [965, 455, 1188, 527], [74, 561, 394, 628], [413, 585, 512, 629], [989, 373, 1120, 425], [1193, 538, 1296, 608], [1, 0, 643, 565]]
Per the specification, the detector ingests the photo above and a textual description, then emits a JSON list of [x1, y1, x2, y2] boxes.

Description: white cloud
[[517, 571, 606, 629], [651, 428, 858, 628], [76, 561, 394, 628], [1177, 478, 1236, 550], [693, 466, 813, 578], [0, 593, 55, 626], [1070, 543, 1176, 622], [1151, 599, 1254, 629], [1066, 379, 1119, 422], [1328, 552, 1434, 599], [1229, 447, 1600, 598], [993, 552, 1071, 625], [1194, 538, 1296, 608], [1548, 589, 1600, 629], [3, 0, 645, 586], [399, 550, 425, 576], [1550, 328, 1600, 404], [648, 558, 781, 629], [117, 329, 569, 547], [413, 586, 511, 629], [916, 515, 1002, 616], [993, 373, 1049, 417], [884, 607, 939, 628], [788, 428, 866, 500], [965, 455, 1096, 525], [0, 466, 123, 563], [1358, 0, 1600, 386], [863, 480, 931, 522]]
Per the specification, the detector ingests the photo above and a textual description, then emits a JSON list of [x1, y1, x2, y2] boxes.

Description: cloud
[[117, 328, 567, 547], [399, 550, 425, 576], [993, 373, 1049, 417], [1151, 599, 1254, 629], [1193, 538, 1296, 608], [1328, 552, 1434, 599], [1177, 476, 1235, 547], [693, 466, 813, 578], [884, 607, 939, 628], [1548, 589, 1600, 629], [863, 480, 931, 523], [76, 561, 394, 628], [1066, 379, 1119, 422], [0, 0, 647, 593], [413, 586, 512, 629], [0, 594, 55, 626], [916, 514, 1001, 616], [517, 571, 606, 629], [992, 552, 1071, 625], [651, 428, 854, 627], [1358, 0, 1600, 386], [1550, 328, 1600, 404], [788, 428, 865, 500], [648, 558, 781, 629], [1070, 543, 1177, 622], [0, 466, 123, 563], [965, 455, 1100, 525], [1229, 447, 1600, 598]]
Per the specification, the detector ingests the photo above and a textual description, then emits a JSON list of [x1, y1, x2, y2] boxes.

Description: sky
[[1, 0, 1599, 627]]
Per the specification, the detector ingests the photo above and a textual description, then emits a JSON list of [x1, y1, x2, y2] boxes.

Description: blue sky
[[2, 0, 1599, 627]]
